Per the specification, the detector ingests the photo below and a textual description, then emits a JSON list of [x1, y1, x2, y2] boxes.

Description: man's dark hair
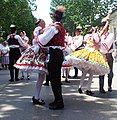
[[53, 6, 65, 22], [54, 11, 63, 22], [10, 27, 16, 34]]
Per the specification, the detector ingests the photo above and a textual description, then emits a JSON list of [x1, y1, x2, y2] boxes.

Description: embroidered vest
[[7, 35, 20, 46], [45, 23, 65, 47]]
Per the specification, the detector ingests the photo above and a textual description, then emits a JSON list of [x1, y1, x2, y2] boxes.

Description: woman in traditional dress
[[20, 31, 30, 80], [65, 17, 110, 95], [14, 19, 48, 105], [62, 32, 72, 83]]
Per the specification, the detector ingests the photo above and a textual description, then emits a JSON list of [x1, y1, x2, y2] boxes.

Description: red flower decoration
[[53, 13, 56, 17]]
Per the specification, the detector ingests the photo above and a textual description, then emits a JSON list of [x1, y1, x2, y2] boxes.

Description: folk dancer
[[65, 22, 110, 95], [99, 15, 114, 93], [36, 6, 66, 110], [7, 25, 27, 82], [69, 26, 84, 78], [20, 31, 30, 80], [14, 19, 47, 105]]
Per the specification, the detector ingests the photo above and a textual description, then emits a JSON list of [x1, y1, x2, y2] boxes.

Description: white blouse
[[1, 46, 10, 56]]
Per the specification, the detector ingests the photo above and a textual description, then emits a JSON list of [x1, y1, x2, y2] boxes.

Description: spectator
[[1, 41, 10, 69], [0, 42, 4, 69]]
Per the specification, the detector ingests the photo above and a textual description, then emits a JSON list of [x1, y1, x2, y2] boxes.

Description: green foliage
[[0, 37, 5, 42], [0, 0, 37, 39], [50, 0, 117, 35]]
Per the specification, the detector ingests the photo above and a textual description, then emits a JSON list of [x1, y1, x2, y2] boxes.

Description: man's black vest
[[7, 35, 20, 46]]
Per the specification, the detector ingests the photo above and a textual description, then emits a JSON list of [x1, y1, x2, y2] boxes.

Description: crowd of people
[[0, 5, 116, 110]]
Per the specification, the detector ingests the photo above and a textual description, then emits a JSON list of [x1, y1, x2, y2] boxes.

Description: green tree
[[0, 0, 37, 39], [50, 0, 117, 35]]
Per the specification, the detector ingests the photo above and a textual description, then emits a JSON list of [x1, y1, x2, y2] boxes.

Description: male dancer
[[99, 16, 114, 93], [36, 6, 66, 110]]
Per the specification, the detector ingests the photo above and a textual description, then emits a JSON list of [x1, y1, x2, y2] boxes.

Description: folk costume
[[69, 26, 84, 51], [99, 20, 114, 93], [7, 25, 27, 82], [61, 33, 72, 83], [14, 19, 47, 105], [65, 29, 110, 95], [14, 22, 48, 74], [62, 26, 84, 66], [69, 26, 84, 77], [36, 6, 66, 110], [20, 31, 30, 80], [65, 32, 110, 75]]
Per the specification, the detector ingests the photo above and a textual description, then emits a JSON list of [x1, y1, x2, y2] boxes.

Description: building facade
[[110, 9, 117, 41]]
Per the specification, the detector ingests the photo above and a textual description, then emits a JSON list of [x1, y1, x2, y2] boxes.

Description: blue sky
[[32, 0, 52, 26]]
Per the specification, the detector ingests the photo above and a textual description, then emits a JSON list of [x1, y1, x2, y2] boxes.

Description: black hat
[[53, 6, 65, 21], [100, 21, 106, 27], [35, 19, 42, 26]]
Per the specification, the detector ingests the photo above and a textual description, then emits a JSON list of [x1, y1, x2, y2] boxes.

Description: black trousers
[[74, 67, 78, 77], [47, 48, 64, 102], [45, 74, 50, 84], [99, 53, 114, 90], [9, 48, 21, 80]]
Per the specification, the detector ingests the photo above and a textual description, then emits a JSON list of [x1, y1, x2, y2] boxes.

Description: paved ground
[[0, 63, 117, 120]]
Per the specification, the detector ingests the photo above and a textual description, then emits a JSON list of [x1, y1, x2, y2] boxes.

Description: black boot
[[15, 68, 20, 81], [9, 69, 14, 82], [108, 87, 112, 92], [78, 88, 83, 94], [99, 89, 106, 93], [43, 75, 50, 86], [49, 80, 64, 110], [73, 67, 78, 78], [49, 100, 64, 110]]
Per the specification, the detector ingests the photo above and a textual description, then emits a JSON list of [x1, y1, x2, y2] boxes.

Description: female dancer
[[65, 16, 110, 95], [20, 31, 30, 80], [14, 19, 48, 105]]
